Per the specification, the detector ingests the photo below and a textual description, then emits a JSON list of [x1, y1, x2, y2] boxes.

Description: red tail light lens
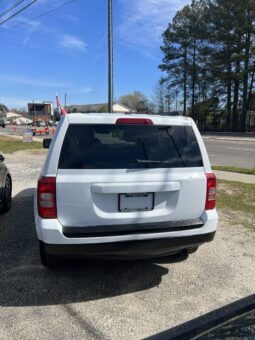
[[37, 177, 57, 218], [205, 173, 217, 210], [116, 118, 153, 125]]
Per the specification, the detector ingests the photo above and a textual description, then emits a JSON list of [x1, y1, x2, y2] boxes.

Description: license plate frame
[[118, 192, 155, 212]]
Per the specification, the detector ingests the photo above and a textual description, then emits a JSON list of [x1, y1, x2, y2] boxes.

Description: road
[[2, 126, 255, 168], [204, 139, 255, 169], [2, 126, 55, 139], [0, 151, 254, 339]]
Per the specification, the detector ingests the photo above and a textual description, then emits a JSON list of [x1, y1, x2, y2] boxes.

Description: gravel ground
[[0, 151, 254, 340], [2, 150, 46, 196]]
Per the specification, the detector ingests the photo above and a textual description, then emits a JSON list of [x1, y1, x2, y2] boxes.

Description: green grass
[[212, 165, 255, 175], [0, 135, 42, 153], [217, 179, 255, 229]]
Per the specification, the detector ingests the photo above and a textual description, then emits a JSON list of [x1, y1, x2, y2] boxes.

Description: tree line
[[159, 0, 255, 132]]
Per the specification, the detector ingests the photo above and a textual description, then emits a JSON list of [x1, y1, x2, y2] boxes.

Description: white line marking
[[226, 147, 253, 151]]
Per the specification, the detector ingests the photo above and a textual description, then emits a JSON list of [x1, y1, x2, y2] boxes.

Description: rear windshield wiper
[[159, 126, 186, 167], [135, 159, 172, 164]]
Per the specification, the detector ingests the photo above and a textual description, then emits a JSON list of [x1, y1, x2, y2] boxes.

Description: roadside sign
[[23, 129, 33, 143]]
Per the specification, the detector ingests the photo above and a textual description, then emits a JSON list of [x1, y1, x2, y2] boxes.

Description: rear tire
[[1, 176, 12, 213], [39, 241, 58, 268]]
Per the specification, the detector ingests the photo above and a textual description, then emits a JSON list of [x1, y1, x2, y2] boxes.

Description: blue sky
[[0, 0, 189, 109]]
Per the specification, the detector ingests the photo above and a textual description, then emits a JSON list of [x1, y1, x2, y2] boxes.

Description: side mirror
[[0, 154, 5, 162], [43, 139, 52, 149]]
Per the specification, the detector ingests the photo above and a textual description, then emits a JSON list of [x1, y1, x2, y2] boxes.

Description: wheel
[[1, 175, 12, 213], [182, 246, 199, 255], [39, 241, 58, 268], [2, 124, 5, 128]]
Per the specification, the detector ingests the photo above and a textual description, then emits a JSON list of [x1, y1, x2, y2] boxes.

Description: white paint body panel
[[34, 113, 218, 245]]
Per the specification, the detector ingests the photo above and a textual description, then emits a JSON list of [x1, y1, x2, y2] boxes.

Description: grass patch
[[217, 179, 255, 229], [0, 135, 42, 153], [212, 165, 255, 175]]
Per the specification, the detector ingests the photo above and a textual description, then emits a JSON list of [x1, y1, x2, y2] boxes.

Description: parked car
[[34, 113, 218, 267], [0, 154, 12, 213], [0, 116, 8, 128], [151, 295, 255, 339]]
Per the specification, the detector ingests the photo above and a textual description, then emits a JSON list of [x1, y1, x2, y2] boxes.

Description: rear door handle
[[91, 182, 180, 194]]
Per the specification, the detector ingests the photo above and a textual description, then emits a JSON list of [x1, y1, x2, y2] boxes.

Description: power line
[[0, 0, 27, 19], [0, 0, 76, 31], [0, 0, 38, 26]]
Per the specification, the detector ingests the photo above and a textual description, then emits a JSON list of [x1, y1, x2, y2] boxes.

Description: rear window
[[58, 124, 203, 169]]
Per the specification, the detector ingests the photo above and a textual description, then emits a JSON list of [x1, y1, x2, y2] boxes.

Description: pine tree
[[160, 0, 255, 131]]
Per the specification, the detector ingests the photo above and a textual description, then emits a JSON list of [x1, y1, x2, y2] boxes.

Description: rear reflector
[[116, 118, 153, 125], [205, 173, 217, 210], [37, 177, 57, 219]]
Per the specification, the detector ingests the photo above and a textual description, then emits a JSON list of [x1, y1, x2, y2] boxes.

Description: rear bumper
[[62, 218, 204, 238], [35, 210, 218, 245], [43, 232, 216, 259]]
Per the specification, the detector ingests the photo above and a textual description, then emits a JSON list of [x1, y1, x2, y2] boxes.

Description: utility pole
[[108, 0, 113, 113], [33, 99, 36, 127], [65, 93, 67, 107]]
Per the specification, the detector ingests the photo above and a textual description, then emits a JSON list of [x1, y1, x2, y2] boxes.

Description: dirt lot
[[0, 151, 254, 339]]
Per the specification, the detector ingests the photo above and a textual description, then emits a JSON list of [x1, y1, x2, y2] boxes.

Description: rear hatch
[[56, 119, 206, 233]]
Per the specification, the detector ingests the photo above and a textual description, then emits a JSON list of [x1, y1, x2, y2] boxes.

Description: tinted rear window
[[58, 124, 203, 169]]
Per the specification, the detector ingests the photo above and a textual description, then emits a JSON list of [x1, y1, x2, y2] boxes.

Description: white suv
[[34, 113, 218, 267]]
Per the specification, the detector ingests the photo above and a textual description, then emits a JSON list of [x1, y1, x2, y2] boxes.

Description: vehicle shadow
[[0, 189, 187, 307]]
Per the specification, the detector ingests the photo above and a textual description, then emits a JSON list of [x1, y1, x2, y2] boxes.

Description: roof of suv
[[66, 113, 193, 126]]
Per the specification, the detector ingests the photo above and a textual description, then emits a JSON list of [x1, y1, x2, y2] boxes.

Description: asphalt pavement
[[204, 139, 255, 169], [1, 126, 54, 140]]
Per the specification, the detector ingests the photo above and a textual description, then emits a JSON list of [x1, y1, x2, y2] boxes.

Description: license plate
[[119, 193, 154, 212]]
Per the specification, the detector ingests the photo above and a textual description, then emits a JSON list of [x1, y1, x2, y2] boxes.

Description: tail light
[[37, 177, 57, 218], [116, 118, 153, 125], [205, 173, 217, 210]]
